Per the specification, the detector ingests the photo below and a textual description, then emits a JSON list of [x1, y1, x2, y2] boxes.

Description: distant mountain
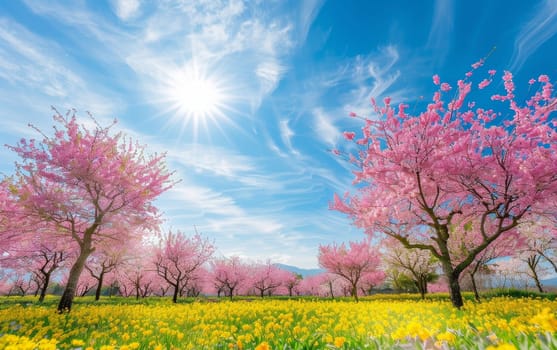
[[542, 276, 557, 287], [275, 263, 324, 277]]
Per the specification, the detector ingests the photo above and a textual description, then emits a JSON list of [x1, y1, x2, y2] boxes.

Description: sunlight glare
[[161, 61, 234, 141]]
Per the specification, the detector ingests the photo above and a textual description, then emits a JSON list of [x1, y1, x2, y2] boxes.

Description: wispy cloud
[[112, 0, 141, 21], [312, 108, 340, 147], [307, 45, 406, 140], [256, 61, 288, 97], [426, 0, 454, 66], [163, 183, 244, 217], [508, 0, 557, 72], [167, 145, 256, 178], [0, 16, 119, 121], [297, 0, 326, 45], [279, 119, 300, 156]]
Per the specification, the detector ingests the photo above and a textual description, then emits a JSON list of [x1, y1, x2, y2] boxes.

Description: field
[[1, 294, 556, 350]]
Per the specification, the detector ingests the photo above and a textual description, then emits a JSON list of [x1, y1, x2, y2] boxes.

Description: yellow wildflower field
[[0, 296, 556, 349]]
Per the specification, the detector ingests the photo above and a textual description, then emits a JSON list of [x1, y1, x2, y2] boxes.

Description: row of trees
[[0, 236, 370, 301], [2, 225, 555, 304]]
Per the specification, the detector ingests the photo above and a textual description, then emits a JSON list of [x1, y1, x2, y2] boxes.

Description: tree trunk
[[534, 277, 544, 293], [351, 283, 359, 302], [328, 281, 334, 299], [94, 271, 104, 301], [57, 247, 91, 312], [172, 283, 179, 303], [531, 270, 544, 293], [469, 271, 481, 302], [417, 280, 426, 299], [527, 255, 545, 293], [39, 272, 51, 303], [441, 261, 463, 309]]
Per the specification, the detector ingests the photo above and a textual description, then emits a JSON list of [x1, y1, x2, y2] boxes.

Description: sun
[[170, 69, 223, 120], [160, 61, 234, 140]]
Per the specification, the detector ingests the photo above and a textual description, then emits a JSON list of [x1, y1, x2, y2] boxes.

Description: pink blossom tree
[[383, 237, 438, 299], [453, 227, 521, 301], [519, 219, 557, 272], [358, 270, 386, 296], [85, 246, 127, 301], [248, 261, 285, 297], [6, 110, 174, 311], [74, 271, 97, 297], [332, 64, 557, 308], [321, 272, 344, 298], [281, 271, 302, 297], [0, 179, 31, 252], [210, 256, 247, 299], [154, 230, 214, 303], [117, 257, 159, 299], [0, 224, 72, 301], [318, 239, 382, 301], [297, 273, 333, 297]]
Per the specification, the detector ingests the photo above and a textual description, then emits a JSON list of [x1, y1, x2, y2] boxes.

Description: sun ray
[[156, 60, 238, 142]]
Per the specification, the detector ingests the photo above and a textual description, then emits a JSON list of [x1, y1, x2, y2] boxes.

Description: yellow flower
[[255, 341, 270, 350], [530, 308, 557, 333], [334, 336, 346, 348], [436, 331, 456, 344], [486, 344, 517, 350], [71, 339, 85, 347]]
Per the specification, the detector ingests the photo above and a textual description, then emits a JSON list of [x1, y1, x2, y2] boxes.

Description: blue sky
[[0, 0, 556, 268]]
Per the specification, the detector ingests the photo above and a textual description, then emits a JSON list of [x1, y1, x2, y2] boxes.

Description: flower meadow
[[0, 295, 556, 350]]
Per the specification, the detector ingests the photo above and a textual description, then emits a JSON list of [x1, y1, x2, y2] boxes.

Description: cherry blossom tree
[[154, 230, 214, 303], [455, 229, 521, 301], [320, 272, 343, 298], [297, 273, 334, 297], [6, 110, 174, 311], [358, 271, 386, 295], [318, 239, 382, 301], [0, 179, 30, 252], [0, 227, 72, 301], [85, 247, 127, 301], [332, 64, 557, 308], [520, 219, 557, 273], [75, 272, 96, 297], [248, 261, 285, 297], [383, 238, 438, 299], [118, 257, 159, 299], [210, 256, 247, 299], [491, 258, 521, 289], [282, 271, 302, 297]]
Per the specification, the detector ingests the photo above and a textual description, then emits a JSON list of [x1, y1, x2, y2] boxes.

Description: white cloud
[[426, 0, 454, 65], [112, 0, 141, 21], [298, 0, 326, 44], [279, 119, 299, 155], [167, 144, 255, 178], [509, 0, 557, 72], [163, 183, 244, 217], [312, 108, 340, 147], [0, 17, 119, 121], [256, 61, 288, 96], [0, 18, 80, 97]]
